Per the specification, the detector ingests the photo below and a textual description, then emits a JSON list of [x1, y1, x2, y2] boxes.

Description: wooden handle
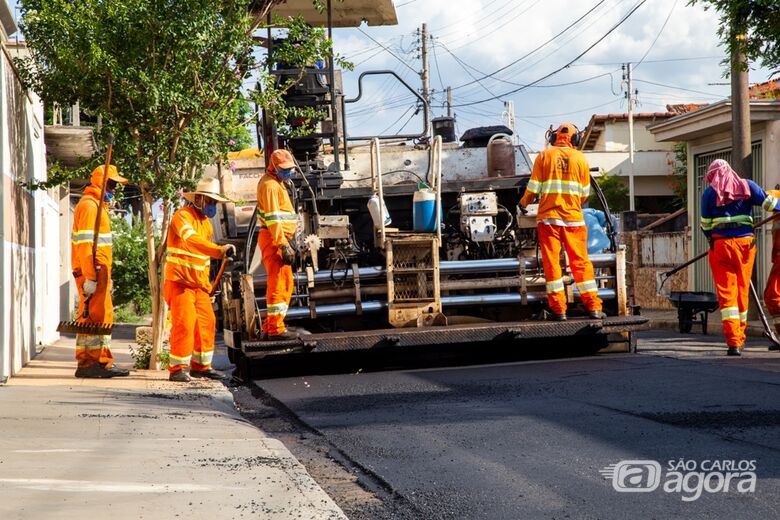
[[91, 136, 115, 267]]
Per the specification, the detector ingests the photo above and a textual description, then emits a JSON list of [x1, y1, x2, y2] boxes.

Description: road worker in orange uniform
[[71, 165, 130, 378], [257, 149, 299, 341], [519, 123, 602, 321], [764, 189, 780, 335], [764, 190, 780, 334], [701, 159, 779, 356], [165, 177, 234, 382]]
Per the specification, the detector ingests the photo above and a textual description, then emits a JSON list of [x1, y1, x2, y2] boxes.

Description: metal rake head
[[57, 321, 114, 336]]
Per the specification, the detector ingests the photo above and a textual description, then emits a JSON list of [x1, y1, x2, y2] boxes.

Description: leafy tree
[[689, 1, 780, 72], [110, 213, 153, 315], [667, 142, 688, 210], [17, 0, 344, 366], [590, 171, 629, 214]]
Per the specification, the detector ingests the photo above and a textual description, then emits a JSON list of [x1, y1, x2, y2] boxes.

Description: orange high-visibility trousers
[[764, 261, 780, 334], [708, 236, 755, 347], [75, 265, 115, 369], [538, 223, 602, 315], [259, 230, 294, 336], [164, 280, 216, 373]]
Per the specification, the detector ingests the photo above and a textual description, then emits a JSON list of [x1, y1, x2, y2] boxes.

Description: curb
[[648, 318, 769, 340]]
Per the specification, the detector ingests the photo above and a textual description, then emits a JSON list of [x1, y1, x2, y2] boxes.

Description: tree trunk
[[141, 185, 166, 370]]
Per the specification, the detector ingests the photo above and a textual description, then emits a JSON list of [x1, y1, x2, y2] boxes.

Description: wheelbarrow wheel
[[678, 308, 693, 334]]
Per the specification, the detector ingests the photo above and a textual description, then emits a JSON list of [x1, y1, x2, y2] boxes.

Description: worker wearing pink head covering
[[700, 159, 780, 356]]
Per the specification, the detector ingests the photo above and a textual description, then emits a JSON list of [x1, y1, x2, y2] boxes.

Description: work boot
[[169, 369, 192, 382], [548, 312, 567, 322], [190, 368, 226, 380], [727, 347, 742, 357], [103, 365, 130, 377], [589, 310, 607, 320], [75, 365, 121, 378], [266, 330, 299, 341]]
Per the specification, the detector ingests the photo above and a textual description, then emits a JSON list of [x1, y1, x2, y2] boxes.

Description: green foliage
[[689, 0, 780, 72], [110, 214, 152, 314], [590, 171, 629, 213], [667, 142, 688, 210], [129, 342, 169, 370]]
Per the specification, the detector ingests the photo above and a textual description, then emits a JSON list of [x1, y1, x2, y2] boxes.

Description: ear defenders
[[548, 123, 582, 148]]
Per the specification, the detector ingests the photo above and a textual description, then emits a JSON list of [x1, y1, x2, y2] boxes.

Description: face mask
[[203, 203, 217, 218], [277, 168, 294, 181], [105, 192, 114, 202]]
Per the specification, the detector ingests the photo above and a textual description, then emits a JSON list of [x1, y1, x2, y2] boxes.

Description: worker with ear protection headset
[[519, 123, 603, 321]]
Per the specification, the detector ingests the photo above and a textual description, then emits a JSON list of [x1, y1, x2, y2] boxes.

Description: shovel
[[656, 212, 780, 297]]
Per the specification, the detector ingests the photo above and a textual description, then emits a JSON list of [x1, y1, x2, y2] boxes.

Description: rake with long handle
[[748, 280, 780, 350], [58, 136, 115, 336]]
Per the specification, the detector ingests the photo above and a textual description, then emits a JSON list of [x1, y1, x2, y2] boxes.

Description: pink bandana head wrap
[[705, 159, 750, 207]]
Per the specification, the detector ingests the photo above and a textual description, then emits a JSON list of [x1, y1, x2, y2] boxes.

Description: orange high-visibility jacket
[[165, 206, 223, 292], [256, 173, 297, 248], [769, 189, 780, 260], [520, 146, 591, 224], [71, 185, 113, 280]]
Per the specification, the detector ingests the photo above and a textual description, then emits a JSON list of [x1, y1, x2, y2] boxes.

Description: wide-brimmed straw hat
[[182, 177, 230, 203]]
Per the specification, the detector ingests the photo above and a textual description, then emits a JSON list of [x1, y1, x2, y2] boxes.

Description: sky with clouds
[[7, 0, 778, 152], [332, 0, 778, 151]]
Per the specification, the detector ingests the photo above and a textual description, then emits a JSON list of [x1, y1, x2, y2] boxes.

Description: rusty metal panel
[[640, 231, 686, 267]]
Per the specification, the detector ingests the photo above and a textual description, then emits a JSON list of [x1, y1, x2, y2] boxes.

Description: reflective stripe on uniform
[[71, 230, 112, 246], [740, 310, 748, 323], [165, 256, 209, 271], [266, 302, 289, 316], [720, 306, 740, 321], [75, 334, 111, 351], [257, 209, 297, 226], [540, 218, 586, 227], [192, 350, 214, 366], [180, 224, 196, 240], [533, 179, 590, 197], [576, 280, 599, 295], [763, 194, 779, 211], [168, 352, 192, 365], [166, 247, 209, 261], [701, 214, 753, 231], [546, 278, 565, 294]]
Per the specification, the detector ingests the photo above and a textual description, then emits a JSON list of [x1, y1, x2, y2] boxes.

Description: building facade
[[0, 6, 61, 381]]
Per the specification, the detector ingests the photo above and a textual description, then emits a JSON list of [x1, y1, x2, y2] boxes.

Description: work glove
[[221, 244, 236, 259], [516, 205, 528, 220], [83, 279, 97, 297], [281, 242, 296, 266]]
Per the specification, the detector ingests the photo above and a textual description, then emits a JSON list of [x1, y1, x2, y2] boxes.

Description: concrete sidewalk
[[643, 308, 778, 343], [0, 338, 347, 520]]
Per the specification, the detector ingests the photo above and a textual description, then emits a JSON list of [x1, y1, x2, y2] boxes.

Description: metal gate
[[693, 143, 764, 294]]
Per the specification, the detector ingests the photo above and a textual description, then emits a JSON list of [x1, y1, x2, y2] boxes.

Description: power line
[[520, 98, 622, 119], [632, 78, 724, 97], [437, 42, 503, 101], [451, 0, 648, 107], [356, 27, 418, 74], [447, 0, 607, 91], [634, 0, 679, 69]]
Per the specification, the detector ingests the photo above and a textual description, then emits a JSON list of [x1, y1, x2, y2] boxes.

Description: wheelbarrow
[[668, 291, 719, 334]]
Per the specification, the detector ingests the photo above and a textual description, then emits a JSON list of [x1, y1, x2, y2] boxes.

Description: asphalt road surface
[[252, 331, 780, 519]]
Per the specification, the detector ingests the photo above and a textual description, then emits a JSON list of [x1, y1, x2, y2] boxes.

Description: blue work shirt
[[700, 180, 779, 238]]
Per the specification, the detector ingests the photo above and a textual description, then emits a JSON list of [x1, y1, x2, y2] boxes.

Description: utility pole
[[624, 63, 636, 212], [504, 101, 517, 145], [447, 86, 452, 117], [420, 23, 430, 108], [731, 32, 752, 179]]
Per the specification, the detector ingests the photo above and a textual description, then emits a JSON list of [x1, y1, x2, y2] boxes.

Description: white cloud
[[333, 0, 776, 150]]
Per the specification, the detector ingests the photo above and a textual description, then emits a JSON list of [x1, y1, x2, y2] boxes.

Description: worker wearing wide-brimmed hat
[[164, 177, 234, 382], [72, 164, 131, 378], [256, 149, 299, 341]]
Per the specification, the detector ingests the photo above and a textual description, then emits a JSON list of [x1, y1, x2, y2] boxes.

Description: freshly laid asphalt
[[0, 339, 347, 520], [256, 331, 780, 520]]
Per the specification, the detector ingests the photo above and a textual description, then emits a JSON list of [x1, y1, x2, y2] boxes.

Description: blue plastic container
[[413, 188, 438, 232]]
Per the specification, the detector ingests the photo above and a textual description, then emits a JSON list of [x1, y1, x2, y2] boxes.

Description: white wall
[[0, 34, 58, 381]]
